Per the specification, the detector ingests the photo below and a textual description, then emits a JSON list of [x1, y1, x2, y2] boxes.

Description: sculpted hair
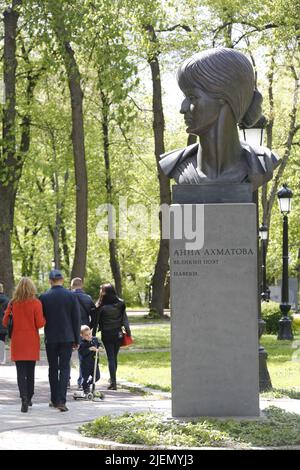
[[177, 47, 263, 127], [12, 277, 37, 303]]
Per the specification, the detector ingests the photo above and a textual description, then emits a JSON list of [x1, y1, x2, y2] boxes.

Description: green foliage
[[79, 407, 300, 447], [261, 301, 282, 334], [84, 272, 105, 302], [261, 388, 300, 399], [1, 0, 299, 307]]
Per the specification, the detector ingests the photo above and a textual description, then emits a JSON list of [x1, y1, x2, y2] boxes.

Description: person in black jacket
[[40, 270, 81, 411], [93, 283, 131, 390], [0, 283, 10, 365], [71, 277, 96, 389], [78, 325, 101, 394]]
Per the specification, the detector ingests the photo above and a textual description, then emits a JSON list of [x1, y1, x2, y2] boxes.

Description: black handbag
[[7, 303, 13, 339]]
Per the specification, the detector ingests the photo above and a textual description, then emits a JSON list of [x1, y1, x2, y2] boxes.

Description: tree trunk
[[0, 188, 16, 296], [61, 171, 70, 275], [66, 43, 88, 281], [145, 25, 171, 317], [100, 89, 123, 298], [261, 55, 275, 239], [51, 9, 88, 281], [0, 1, 21, 296], [50, 132, 62, 270]]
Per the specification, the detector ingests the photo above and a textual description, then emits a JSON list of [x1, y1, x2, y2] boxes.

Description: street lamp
[[259, 224, 270, 302], [239, 116, 267, 147], [277, 183, 294, 340], [239, 116, 272, 390]]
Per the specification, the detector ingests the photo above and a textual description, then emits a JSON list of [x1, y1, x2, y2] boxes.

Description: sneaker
[[56, 404, 69, 412]]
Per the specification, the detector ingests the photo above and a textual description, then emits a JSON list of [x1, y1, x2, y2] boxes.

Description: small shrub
[[79, 408, 300, 448], [261, 301, 282, 334], [84, 273, 106, 301]]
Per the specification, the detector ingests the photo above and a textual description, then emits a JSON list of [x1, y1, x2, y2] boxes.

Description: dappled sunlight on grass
[[261, 334, 300, 389]]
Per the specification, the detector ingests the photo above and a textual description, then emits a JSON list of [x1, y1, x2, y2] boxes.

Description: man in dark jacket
[[0, 283, 10, 365], [71, 277, 96, 388], [70, 278, 96, 327], [40, 270, 81, 411]]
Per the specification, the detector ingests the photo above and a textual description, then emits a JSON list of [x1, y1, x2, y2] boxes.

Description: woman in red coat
[[3, 277, 45, 412]]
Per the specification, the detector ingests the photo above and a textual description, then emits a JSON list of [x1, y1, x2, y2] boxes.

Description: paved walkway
[[1, 350, 300, 449], [0, 353, 171, 450]]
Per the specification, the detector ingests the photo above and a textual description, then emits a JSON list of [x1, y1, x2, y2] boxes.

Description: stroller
[[73, 348, 105, 401]]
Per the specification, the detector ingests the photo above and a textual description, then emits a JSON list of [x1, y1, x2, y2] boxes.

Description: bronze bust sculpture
[[159, 48, 280, 191]]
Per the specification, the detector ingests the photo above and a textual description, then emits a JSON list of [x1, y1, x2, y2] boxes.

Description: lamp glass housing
[[278, 196, 292, 214], [241, 128, 264, 147], [259, 226, 268, 240]]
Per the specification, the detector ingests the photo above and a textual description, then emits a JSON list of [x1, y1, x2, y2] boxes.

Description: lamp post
[[277, 184, 294, 340], [259, 224, 270, 302], [240, 116, 272, 390], [239, 116, 267, 147]]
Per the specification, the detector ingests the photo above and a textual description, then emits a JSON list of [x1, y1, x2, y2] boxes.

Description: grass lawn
[[100, 351, 171, 392], [79, 407, 300, 448], [40, 324, 300, 394], [128, 316, 170, 324], [261, 334, 300, 390], [109, 328, 300, 393], [129, 324, 170, 349]]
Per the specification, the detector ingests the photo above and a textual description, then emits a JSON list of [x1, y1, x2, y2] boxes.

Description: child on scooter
[[78, 325, 102, 394]]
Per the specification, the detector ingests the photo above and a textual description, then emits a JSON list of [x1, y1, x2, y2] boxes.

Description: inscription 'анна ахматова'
[[173, 248, 254, 257]]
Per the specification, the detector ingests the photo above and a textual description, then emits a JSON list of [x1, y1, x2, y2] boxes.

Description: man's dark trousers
[[46, 342, 73, 405]]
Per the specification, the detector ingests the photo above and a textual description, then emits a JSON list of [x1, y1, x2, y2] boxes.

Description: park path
[[0, 349, 171, 450], [2, 325, 300, 450]]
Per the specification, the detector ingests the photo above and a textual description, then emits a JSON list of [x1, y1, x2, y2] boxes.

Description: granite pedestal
[[170, 185, 259, 417]]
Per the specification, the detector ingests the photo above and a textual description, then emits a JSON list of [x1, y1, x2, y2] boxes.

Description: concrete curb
[[58, 430, 300, 451], [118, 379, 171, 398], [57, 431, 226, 450]]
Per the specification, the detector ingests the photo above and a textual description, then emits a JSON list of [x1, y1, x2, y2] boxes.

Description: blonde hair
[[0, 283, 3, 294], [12, 277, 37, 303], [80, 325, 90, 335]]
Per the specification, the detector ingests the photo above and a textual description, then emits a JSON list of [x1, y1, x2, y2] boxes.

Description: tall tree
[[142, 16, 192, 316], [0, 1, 21, 295], [0, 0, 39, 295], [144, 23, 171, 317], [47, 0, 88, 280], [99, 87, 123, 297]]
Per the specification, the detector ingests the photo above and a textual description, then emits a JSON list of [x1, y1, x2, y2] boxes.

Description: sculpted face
[[180, 87, 223, 136]]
